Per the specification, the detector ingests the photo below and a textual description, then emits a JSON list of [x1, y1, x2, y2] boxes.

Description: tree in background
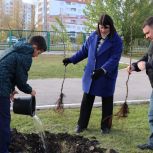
[[0, 0, 35, 41], [122, 0, 153, 53], [84, 0, 153, 53], [51, 17, 72, 51]]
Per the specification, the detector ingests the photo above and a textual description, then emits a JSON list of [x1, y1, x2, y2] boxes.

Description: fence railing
[[0, 29, 89, 51], [0, 29, 150, 54]]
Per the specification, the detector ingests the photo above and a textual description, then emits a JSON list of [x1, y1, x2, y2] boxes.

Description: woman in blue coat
[[63, 14, 123, 134]]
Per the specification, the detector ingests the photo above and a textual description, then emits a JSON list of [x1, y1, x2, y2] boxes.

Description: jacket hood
[[13, 41, 34, 55], [0, 41, 34, 62]]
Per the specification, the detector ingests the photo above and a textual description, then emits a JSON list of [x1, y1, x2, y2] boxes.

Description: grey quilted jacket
[[0, 41, 34, 97], [132, 42, 153, 88]]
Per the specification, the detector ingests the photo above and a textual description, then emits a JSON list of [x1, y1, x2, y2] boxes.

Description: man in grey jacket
[[0, 36, 47, 153], [127, 16, 153, 150]]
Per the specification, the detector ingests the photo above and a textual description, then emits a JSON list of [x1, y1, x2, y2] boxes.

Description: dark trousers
[[0, 97, 10, 153], [77, 93, 113, 130]]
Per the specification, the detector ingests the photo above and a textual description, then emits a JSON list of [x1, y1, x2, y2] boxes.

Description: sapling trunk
[[116, 24, 133, 118], [55, 66, 66, 113]]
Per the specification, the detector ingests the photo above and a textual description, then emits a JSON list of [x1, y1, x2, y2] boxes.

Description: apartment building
[[0, 0, 35, 30], [37, 0, 90, 32], [23, 2, 35, 30], [37, 0, 50, 30], [0, 0, 4, 28]]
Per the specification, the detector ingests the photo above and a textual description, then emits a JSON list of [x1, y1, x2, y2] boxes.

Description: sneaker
[[75, 125, 86, 133], [137, 144, 153, 150], [101, 128, 110, 134]]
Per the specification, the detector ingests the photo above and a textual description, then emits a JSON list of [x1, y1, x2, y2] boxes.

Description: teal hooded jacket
[[0, 41, 34, 97]]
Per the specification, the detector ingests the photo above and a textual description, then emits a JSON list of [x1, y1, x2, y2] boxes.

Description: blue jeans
[[0, 97, 10, 153]]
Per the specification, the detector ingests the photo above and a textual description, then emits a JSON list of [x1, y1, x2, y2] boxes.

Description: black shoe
[[137, 144, 153, 150], [101, 128, 110, 134], [75, 125, 86, 133]]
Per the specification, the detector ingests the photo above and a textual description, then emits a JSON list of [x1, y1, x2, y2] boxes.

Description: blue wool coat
[[0, 41, 34, 97], [69, 31, 123, 97]]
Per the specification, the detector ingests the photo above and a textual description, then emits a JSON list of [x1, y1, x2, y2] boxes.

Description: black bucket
[[13, 96, 36, 117]]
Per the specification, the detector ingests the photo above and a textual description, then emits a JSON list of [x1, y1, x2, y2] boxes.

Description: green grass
[[11, 104, 152, 153], [29, 55, 127, 79]]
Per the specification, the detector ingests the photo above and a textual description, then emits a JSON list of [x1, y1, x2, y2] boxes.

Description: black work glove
[[132, 63, 141, 72], [63, 58, 71, 66], [92, 68, 105, 80]]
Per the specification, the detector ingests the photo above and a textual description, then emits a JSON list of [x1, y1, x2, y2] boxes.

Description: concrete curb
[[34, 99, 149, 110]]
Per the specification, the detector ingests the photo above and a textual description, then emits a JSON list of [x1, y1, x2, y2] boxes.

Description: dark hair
[[29, 36, 47, 51], [97, 14, 116, 38], [142, 16, 153, 28]]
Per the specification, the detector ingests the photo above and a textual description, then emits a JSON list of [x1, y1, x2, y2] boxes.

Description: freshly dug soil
[[9, 129, 118, 153]]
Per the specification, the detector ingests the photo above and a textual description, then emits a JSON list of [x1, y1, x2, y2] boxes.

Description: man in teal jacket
[[0, 36, 47, 153]]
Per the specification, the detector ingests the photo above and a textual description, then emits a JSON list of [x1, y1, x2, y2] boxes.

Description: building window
[[66, 2, 71, 5], [71, 20, 76, 24], [71, 8, 76, 11]]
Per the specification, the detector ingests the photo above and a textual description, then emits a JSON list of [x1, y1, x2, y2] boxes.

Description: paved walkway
[[15, 56, 152, 108]]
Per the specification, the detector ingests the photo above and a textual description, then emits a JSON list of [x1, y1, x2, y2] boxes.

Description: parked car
[[7, 36, 18, 43], [68, 31, 77, 43]]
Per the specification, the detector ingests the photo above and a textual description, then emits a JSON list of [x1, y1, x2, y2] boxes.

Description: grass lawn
[[29, 54, 127, 79], [11, 104, 152, 153]]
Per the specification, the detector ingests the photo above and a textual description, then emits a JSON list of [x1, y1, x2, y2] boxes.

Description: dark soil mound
[[9, 129, 118, 153]]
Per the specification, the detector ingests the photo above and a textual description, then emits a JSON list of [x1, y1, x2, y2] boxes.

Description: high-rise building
[[2, 0, 13, 15], [0, 0, 4, 28], [0, 0, 35, 30], [23, 2, 35, 30], [1, 0, 23, 29], [37, 0, 50, 31], [37, 0, 90, 32]]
